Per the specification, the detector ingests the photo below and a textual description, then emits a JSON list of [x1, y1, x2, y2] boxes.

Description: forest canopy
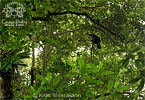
[[0, 0, 145, 99]]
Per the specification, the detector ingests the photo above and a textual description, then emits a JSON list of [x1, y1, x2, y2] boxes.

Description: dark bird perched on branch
[[86, 33, 101, 49]]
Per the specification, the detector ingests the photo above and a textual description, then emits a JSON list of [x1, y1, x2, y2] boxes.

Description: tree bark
[[0, 36, 4, 99], [42, 23, 53, 76], [31, 34, 35, 86], [1, 70, 13, 99]]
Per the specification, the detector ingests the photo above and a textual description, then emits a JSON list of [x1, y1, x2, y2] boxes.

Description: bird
[[86, 33, 101, 49]]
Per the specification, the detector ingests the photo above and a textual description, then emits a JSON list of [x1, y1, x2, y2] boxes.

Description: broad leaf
[[117, 86, 130, 92], [57, 83, 66, 91], [96, 80, 104, 85], [108, 80, 113, 91], [36, 86, 43, 95], [81, 64, 88, 75], [131, 46, 140, 53], [101, 71, 114, 75], [47, 72, 52, 81], [114, 80, 119, 88], [115, 49, 127, 52], [28, 86, 35, 95], [137, 79, 144, 91], [78, 57, 85, 68], [52, 75, 60, 87], [36, 74, 48, 83]]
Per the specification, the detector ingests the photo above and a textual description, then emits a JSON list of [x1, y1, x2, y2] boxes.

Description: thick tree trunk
[[1, 70, 13, 99], [0, 31, 4, 99], [0, 51, 4, 100], [0, 77, 3, 100]]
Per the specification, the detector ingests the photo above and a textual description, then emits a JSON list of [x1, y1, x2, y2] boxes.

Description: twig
[[129, 29, 143, 42]]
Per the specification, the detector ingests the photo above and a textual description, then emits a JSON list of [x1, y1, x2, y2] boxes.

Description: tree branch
[[32, 11, 124, 42], [32, 17, 48, 21], [100, 29, 124, 48]]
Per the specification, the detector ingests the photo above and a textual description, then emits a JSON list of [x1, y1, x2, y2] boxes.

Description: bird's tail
[[97, 43, 101, 49]]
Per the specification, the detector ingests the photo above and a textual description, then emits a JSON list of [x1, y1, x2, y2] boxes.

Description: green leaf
[[101, 71, 114, 75], [68, 62, 75, 67], [36, 86, 43, 95], [52, 75, 60, 87], [139, 47, 145, 52], [99, 90, 105, 99], [47, 72, 52, 81], [135, 90, 139, 99], [81, 64, 87, 75], [131, 46, 140, 53], [115, 49, 127, 52], [41, 81, 45, 85], [99, 62, 103, 68], [72, 67, 77, 72], [24, 95, 33, 99], [137, 79, 144, 91], [111, 92, 122, 98], [43, 83, 53, 91], [114, 80, 119, 88], [117, 86, 130, 92], [108, 80, 113, 91], [57, 83, 66, 91], [16, 52, 30, 59], [78, 57, 84, 67], [95, 80, 104, 85], [122, 57, 129, 67], [28, 86, 35, 95], [6, 64, 12, 71], [83, 74, 90, 80], [36, 74, 48, 83], [45, 5, 51, 11], [45, 83, 52, 90], [89, 63, 98, 73], [135, 59, 144, 67], [66, 72, 78, 77], [129, 93, 135, 99]]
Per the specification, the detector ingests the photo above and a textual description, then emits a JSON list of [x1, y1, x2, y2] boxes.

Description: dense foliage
[[0, 0, 145, 99]]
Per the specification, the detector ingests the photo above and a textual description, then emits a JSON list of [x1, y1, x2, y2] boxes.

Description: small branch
[[129, 29, 143, 42], [100, 29, 124, 48], [32, 17, 48, 21], [100, 25, 124, 42]]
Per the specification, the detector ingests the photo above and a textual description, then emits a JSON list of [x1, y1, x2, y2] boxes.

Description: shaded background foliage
[[0, 0, 145, 99]]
